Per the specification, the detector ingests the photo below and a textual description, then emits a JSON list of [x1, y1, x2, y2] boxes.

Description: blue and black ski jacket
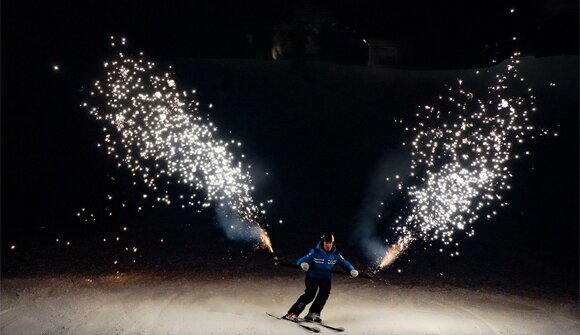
[[296, 241, 354, 279]]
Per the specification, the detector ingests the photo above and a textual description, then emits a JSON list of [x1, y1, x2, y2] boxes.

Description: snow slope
[[1, 271, 578, 335]]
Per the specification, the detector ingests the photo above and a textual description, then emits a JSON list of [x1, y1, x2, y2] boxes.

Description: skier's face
[[323, 241, 333, 252]]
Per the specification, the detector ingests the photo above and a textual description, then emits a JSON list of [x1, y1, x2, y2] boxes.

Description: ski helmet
[[322, 233, 335, 243]]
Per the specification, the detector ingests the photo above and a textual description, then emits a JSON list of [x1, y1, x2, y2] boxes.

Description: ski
[[299, 318, 345, 332], [266, 312, 321, 333]]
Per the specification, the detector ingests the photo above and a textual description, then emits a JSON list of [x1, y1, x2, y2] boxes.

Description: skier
[[283, 233, 358, 323]]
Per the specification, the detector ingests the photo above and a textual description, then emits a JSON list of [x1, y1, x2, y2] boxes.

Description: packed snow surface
[[1, 272, 578, 335]]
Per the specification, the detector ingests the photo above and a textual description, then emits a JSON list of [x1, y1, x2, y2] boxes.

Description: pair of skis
[[266, 312, 345, 332]]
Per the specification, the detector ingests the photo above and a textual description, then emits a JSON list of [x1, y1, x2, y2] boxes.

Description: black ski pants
[[288, 275, 331, 316]]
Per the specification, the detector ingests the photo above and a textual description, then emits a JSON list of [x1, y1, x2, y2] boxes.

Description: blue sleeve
[[296, 249, 315, 266], [337, 253, 354, 271]]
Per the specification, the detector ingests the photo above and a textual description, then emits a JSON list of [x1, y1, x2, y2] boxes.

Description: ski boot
[[305, 312, 322, 323], [282, 313, 299, 322]]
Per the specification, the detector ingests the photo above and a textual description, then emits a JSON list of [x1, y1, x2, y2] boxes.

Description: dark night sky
[[1, 0, 578, 279]]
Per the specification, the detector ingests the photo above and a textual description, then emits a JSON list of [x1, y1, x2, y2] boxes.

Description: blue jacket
[[296, 241, 354, 279]]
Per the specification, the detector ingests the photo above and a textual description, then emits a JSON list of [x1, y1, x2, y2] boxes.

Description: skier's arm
[[337, 253, 355, 271], [337, 254, 358, 277], [296, 249, 315, 266]]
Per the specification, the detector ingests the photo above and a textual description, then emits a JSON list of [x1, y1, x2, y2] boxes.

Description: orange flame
[[260, 229, 274, 253], [379, 236, 413, 269]]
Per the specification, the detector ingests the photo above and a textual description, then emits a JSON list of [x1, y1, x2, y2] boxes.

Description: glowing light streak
[[260, 229, 274, 253]]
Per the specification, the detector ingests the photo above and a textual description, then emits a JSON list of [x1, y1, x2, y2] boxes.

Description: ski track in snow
[[0, 273, 578, 335]]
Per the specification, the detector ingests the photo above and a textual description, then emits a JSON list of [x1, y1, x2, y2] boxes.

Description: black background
[[1, 0, 578, 295]]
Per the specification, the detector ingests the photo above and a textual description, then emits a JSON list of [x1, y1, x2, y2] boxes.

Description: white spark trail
[[84, 38, 273, 252], [379, 54, 545, 268]]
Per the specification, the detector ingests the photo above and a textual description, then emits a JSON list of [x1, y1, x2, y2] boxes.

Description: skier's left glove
[[350, 269, 359, 278]]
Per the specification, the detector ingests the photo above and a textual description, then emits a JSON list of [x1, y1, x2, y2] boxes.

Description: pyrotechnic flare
[[379, 233, 414, 268], [260, 229, 274, 253], [84, 37, 274, 252], [378, 53, 545, 269]]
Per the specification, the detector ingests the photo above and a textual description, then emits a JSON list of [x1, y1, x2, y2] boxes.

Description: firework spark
[[84, 38, 273, 251], [379, 53, 544, 269], [260, 229, 274, 253]]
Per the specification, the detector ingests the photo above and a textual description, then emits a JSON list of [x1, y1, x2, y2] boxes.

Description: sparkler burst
[[83, 38, 273, 252], [379, 53, 548, 269]]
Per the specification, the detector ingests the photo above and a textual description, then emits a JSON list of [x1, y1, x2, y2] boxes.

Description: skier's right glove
[[300, 262, 310, 271], [350, 269, 359, 278]]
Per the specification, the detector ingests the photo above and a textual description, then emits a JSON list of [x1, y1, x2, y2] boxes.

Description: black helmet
[[321, 233, 335, 243]]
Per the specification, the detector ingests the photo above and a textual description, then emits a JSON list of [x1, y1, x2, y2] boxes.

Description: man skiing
[[284, 233, 358, 323]]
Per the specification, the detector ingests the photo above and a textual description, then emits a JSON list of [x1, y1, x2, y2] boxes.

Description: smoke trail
[[215, 206, 263, 242], [351, 152, 410, 264]]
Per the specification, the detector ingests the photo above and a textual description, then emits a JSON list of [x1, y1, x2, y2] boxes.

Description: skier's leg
[[308, 278, 331, 314], [288, 276, 318, 316]]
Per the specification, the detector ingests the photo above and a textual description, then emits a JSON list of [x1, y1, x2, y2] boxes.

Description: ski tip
[[266, 312, 281, 320]]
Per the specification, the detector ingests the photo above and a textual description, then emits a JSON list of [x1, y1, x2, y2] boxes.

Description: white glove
[[300, 262, 310, 271], [350, 269, 359, 278]]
